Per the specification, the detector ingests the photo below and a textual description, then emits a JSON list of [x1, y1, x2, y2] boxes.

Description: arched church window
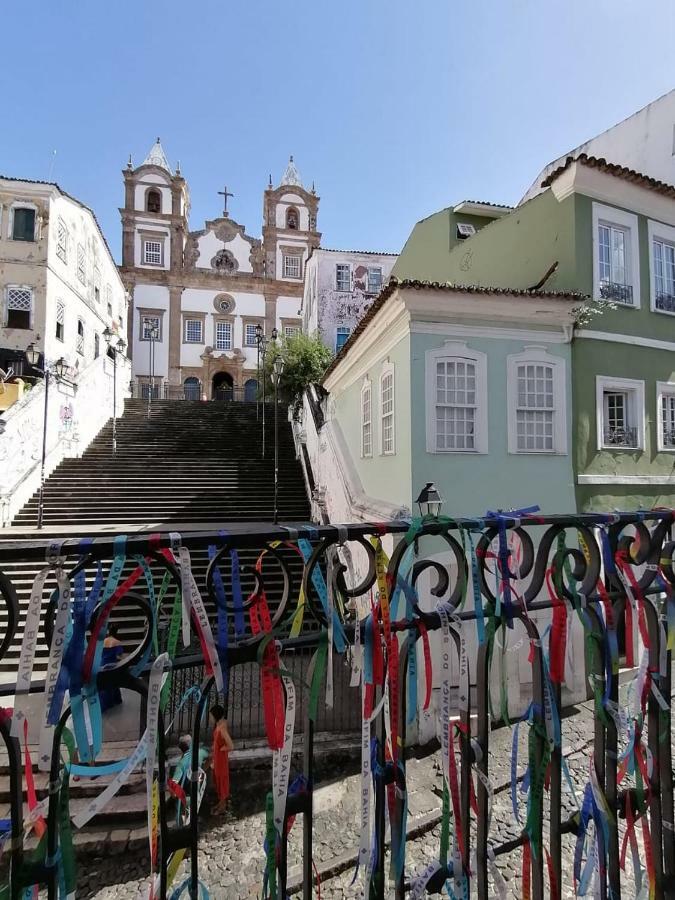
[[286, 207, 299, 230], [147, 190, 161, 213]]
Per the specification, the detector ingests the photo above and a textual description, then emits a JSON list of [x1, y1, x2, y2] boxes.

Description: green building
[[394, 155, 675, 513]]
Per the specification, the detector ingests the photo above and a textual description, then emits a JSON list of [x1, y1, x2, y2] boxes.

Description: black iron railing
[[600, 280, 634, 305], [656, 292, 675, 313], [603, 425, 638, 448], [0, 512, 674, 899], [129, 381, 267, 403]]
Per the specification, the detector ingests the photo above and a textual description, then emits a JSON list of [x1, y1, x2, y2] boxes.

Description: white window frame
[[56, 218, 68, 263], [215, 321, 233, 351], [379, 362, 395, 455], [284, 325, 300, 340], [656, 380, 675, 452], [76, 318, 85, 356], [9, 203, 37, 242], [595, 375, 645, 451], [648, 219, 675, 317], [360, 378, 373, 459], [244, 323, 258, 346], [143, 238, 164, 267], [184, 318, 203, 344], [506, 348, 567, 455], [336, 264, 351, 292], [5, 285, 33, 329], [77, 244, 86, 285], [592, 202, 640, 308], [425, 341, 488, 454], [335, 325, 351, 353], [55, 300, 65, 342], [367, 267, 383, 295], [283, 254, 301, 279], [141, 315, 162, 342]]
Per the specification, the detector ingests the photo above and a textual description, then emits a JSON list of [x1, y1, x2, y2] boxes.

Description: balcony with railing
[[656, 291, 675, 313], [599, 280, 633, 305], [603, 425, 638, 448]]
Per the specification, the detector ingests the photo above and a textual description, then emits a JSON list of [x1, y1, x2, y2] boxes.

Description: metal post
[[256, 340, 260, 421], [274, 373, 279, 524], [261, 343, 266, 458], [148, 330, 154, 419], [36, 370, 49, 530], [112, 348, 117, 455]]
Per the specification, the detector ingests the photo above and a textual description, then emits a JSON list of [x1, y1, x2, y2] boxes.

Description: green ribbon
[[265, 791, 277, 900]]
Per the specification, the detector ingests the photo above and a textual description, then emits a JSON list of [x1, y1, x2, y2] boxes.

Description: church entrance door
[[212, 371, 234, 402]]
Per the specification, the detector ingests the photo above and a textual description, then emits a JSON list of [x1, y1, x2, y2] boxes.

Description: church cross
[[218, 186, 234, 217]]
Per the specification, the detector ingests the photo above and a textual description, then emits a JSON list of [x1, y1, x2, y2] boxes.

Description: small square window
[[144, 239, 163, 266], [142, 316, 161, 341], [184, 319, 203, 343], [283, 255, 301, 278], [12, 208, 35, 241], [284, 325, 300, 339], [336, 264, 351, 292]]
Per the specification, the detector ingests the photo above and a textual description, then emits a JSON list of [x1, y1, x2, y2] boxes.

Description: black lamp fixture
[[416, 482, 443, 518], [272, 354, 284, 384], [24, 342, 41, 368]]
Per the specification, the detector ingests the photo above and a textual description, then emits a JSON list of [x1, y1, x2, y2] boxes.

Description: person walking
[[208, 704, 233, 814]]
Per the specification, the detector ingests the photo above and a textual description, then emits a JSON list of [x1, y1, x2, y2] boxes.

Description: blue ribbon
[[208, 544, 229, 694], [298, 538, 347, 652], [229, 549, 245, 639]]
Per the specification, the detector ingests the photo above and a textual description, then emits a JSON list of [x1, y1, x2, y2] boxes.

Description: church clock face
[[213, 294, 236, 314]]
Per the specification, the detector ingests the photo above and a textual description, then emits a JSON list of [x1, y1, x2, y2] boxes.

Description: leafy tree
[[262, 332, 332, 406]]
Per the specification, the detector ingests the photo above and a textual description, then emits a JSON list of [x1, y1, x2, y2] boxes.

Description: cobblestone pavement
[[76, 686, 657, 899]]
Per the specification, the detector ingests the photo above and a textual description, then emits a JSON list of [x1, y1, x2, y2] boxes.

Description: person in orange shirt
[[208, 704, 234, 814]]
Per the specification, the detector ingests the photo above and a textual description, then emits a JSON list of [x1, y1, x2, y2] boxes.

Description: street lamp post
[[25, 343, 69, 530], [255, 326, 278, 458], [103, 327, 127, 455], [272, 355, 285, 525]]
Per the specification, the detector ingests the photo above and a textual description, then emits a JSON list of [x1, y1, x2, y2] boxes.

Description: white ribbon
[[436, 603, 451, 790], [177, 546, 224, 692], [357, 676, 371, 881], [146, 654, 171, 867], [38, 566, 72, 770], [410, 860, 442, 899], [272, 665, 296, 835]]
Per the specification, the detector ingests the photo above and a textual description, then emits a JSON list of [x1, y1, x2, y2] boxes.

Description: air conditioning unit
[[456, 222, 476, 239]]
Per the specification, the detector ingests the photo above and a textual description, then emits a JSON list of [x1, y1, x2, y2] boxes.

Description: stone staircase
[[0, 399, 315, 846]]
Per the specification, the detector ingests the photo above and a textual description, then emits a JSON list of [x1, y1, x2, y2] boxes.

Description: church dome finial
[[281, 155, 302, 187], [142, 138, 172, 173]]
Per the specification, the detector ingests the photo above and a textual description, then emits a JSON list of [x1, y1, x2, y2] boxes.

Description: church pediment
[[185, 217, 264, 275]]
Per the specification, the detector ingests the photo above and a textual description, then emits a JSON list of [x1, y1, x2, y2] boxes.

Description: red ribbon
[[23, 719, 46, 838], [522, 837, 531, 900], [546, 567, 567, 684]]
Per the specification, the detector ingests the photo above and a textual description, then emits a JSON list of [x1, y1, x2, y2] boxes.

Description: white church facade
[[120, 140, 320, 400]]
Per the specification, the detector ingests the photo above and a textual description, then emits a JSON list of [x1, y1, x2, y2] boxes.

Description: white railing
[[0, 354, 131, 526]]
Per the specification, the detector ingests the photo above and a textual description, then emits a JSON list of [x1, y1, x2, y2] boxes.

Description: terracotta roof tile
[[541, 153, 675, 198], [322, 277, 585, 381]]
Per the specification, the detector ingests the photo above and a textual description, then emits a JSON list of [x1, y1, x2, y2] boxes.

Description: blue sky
[[3, 0, 674, 261]]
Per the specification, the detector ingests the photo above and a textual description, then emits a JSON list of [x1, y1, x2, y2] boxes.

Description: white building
[[0, 176, 127, 375], [301, 248, 397, 353], [120, 141, 320, 399], [521, 87, 675, 203]]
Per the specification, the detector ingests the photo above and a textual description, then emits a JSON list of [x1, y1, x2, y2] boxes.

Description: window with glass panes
[[335, 326, 350, 352], [435, 359, 476, 450], [6, 287, 32, 329], [56, 220, 68, 263], [598, 222, 632, 303], [142, 316, 161, 341], [11, 208, 35, 241], [367, 267, 382, 294], [77, 319, 85, 355], [215, 321, 232, 350], [380, 370, 394, 454], [77, 245, 86, 284], [245, 324, 258, 346], [662, 393, 675, 447], [653, 238, 675, 309], [361, 383, 372, 457], [93, 267, 101, 303], [515, 364, 554, 451], [284, 325, 300, 339], [144, 240, 162, 265], [283, 255, 301, 278], [336, 264, 351, 291], [184, 319, 203, 343], [56, 301, 64, 341]]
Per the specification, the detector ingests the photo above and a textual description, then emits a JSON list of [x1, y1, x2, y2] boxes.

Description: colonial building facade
[[301, 248, 397, 354], [0, 176, 126, 376], [120, 141, 320, 399]]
